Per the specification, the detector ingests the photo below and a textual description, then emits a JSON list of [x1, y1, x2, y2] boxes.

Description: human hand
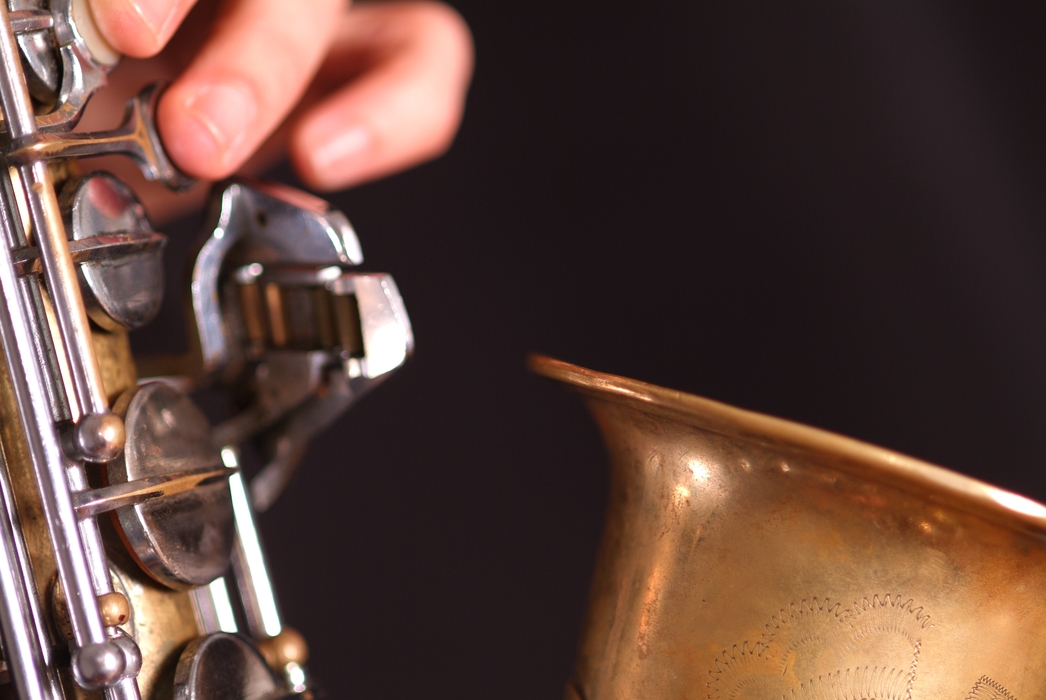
[[81, 0, 473, 218]]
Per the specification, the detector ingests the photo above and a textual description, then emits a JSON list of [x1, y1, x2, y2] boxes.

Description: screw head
[[76, 412, 125, 462], [112, 630, 142, 678], [73, 641, 125, 689]]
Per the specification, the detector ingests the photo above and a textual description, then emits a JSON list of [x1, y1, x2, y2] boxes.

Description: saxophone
[[533, 356, 1046, 699], [0, 3, 412, 700]]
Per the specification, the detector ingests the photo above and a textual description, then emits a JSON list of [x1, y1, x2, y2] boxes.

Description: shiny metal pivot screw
[[72, 641, 125, 689], [75, 412, 125, 462]]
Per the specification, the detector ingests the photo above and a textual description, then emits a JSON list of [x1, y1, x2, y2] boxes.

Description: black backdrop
[[134, 3, 1046, 698]]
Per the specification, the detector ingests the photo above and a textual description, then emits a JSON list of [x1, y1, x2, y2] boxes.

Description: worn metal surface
[[0, 2, 406, 692], [9, 84, 193, 190], [532, 355, 1046, 700], [185, 179, 364, 376], [173, 634, 288, 700], [104, 549, 200, 700], [60, 172, 165, 332], [109, 383, 234, 590]]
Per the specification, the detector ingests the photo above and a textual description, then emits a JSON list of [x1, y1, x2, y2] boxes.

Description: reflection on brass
[[312, 288, 335, 349], [265, 283, 287, 348], [530, 356, 1046, 700], [258, 628, 309, 669], [72, 467, 234, 519], [104, 544, 200, 700], [0, 346, 55, 626], [172, 633, 284, 700], [98, 592, 129, 628], [238, 281, 267, 356], [51, 573, 136, 641], [91, 327, 137, 403], [332, 294, 362, 357]]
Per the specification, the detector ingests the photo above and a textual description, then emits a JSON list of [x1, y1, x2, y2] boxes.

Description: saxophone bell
[[532, 355, 1046, 700]]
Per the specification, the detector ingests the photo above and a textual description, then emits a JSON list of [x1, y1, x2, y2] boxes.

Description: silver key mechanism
[[8, 82, 193, 189], [0, 1, 413, 698]]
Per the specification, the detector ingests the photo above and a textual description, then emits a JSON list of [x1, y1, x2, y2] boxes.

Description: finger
[[157, 0, 344, 180], [86, 0, 200, 58], [289, 2, 474, 191]]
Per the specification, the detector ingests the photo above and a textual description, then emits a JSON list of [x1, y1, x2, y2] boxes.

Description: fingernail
[[126, 0, 178, 39], [309, 125, 373, 182], [184, 82, 257, 169]]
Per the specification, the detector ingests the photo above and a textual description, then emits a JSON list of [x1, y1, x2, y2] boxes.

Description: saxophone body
[[0, 3, 413, 700], [532, 356, 1046, 700]]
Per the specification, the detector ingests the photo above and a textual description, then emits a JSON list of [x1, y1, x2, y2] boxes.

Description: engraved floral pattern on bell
[[707, 594, 933, 699], [706, 595, 1015, 699], [968, 676, 1018, 700]]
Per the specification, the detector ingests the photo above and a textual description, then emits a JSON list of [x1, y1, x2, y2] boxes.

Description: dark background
[[139, 3, 1046, 698]]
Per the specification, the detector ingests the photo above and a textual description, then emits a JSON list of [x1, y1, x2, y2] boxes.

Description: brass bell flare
[[530, 355, 1046, 700]]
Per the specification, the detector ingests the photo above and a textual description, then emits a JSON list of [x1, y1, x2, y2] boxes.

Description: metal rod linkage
[[0, 4, 136, 696], [223, 447, 283, 639]]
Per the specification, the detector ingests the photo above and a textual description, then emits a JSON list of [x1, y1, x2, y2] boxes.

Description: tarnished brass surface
[[97, 592, 130, 628], [257, 628, 309, 670], [104, 543, 200, 699], [91, 329, 137, 404], [531, 356, 1046, 700], [0, 337, 200, 700], [0, 345, 54, 621]]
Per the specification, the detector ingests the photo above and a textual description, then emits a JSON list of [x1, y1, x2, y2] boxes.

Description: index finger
[[156, 0, 344, 179]]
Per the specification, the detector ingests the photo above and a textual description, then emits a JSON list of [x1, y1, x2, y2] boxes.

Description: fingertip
[[153, 0, 341, 181], [420, 2, 475, 73], [158, 102, 216, 180], [289, 118, 372, 191], [159, 79, 259, 180], [290, 105, 459, 192], [391, 2, 476, 97], [86, 0, 186, 58], [288, 2, 474, 191]]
